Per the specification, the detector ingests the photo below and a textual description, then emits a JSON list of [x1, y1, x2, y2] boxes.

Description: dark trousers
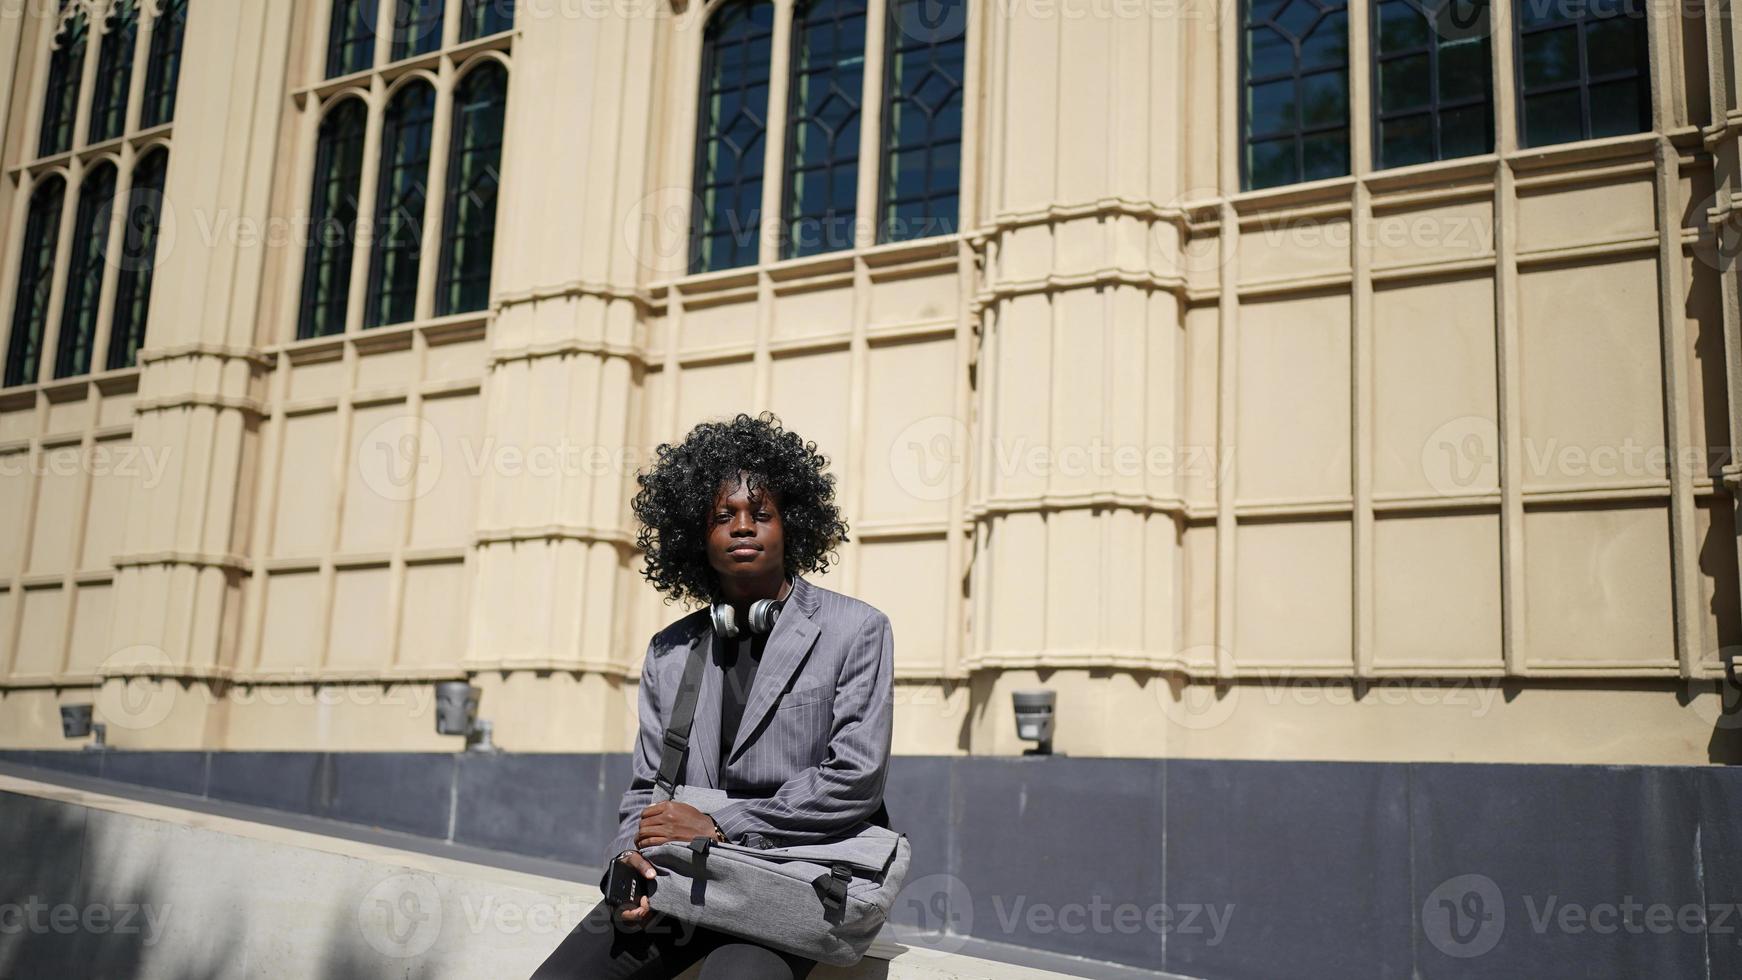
[[530, 898, 818, 980]]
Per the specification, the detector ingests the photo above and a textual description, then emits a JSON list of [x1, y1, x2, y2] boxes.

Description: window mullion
[[417, 63, 457, 321], [346, 83, 389, 334], [373, 0, 395, 71], [1491, 0, 1518, 155], [442, 0, 462, 49], [126, 0, 153, 133], [33, 160, 85, 380], [68, 10, 100, 154], [1349, 0, 1371, 177], [760, 0, 798, 266], [88, 146, 136, 375], [853, 0, 888, 251]]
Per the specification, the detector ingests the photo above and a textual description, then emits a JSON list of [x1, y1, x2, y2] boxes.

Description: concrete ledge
[[0, 774, 1091, 979]]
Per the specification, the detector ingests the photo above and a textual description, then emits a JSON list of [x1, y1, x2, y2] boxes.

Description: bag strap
[[652, 627, 716, 803]]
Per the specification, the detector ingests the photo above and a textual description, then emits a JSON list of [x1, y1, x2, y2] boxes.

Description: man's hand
[[611, 850, 658, 925], [634, 801, 723, 848]]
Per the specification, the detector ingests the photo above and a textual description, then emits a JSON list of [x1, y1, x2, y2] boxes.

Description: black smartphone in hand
[[605, 855, 644, 907]]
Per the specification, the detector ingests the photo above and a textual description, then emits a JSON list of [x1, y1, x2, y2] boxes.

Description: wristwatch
[[708, 816, 727, 843]]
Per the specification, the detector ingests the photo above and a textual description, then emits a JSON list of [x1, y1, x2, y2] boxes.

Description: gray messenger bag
[[636, 628, 911, 967]]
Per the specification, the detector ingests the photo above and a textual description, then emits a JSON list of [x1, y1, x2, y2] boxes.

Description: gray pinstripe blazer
[[605, 572, 895, 863]]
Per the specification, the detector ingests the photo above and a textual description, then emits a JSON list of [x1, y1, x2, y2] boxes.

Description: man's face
[[706, 473, 786, 586]]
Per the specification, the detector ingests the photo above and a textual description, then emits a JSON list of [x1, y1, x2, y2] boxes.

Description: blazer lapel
[[725, 574, 823, 766]]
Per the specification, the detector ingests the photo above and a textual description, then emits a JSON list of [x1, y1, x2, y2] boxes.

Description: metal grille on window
[[782, 0, 865, 259], [1516, 0, 1649, 148], [393, 0, 444, 62], [439, 63, 508, 316], [878, 0, 964, 243], [366, 83, 437, 327], [108, 150, 170, 370], [141, 0, 188, 128], [4, 179, 66, 387], [1373, 0, 1493, 169], [90, 0, 140, 144], [39, 7, 88, 157], [689, 1, 775, 274], [55, 165, 119, 379], [1242, 0, 1349, 190], [460, 0, 514, 41], [299, 100, 368, 339], [327, 0, 379, 78]]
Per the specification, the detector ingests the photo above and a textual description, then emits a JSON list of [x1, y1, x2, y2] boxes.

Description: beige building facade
[[0, 0, 1739, 766]]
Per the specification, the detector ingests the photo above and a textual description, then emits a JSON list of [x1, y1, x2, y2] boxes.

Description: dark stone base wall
[[2, 749, 1735, 980]]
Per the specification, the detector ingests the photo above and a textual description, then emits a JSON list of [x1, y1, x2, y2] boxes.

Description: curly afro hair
[[631, 411, 850, 607]]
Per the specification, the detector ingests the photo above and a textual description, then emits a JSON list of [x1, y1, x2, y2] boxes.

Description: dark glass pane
[[1243, 0, 1347, 189], [1248, 78, 1296, 136], [1517, 0, 1567, 28], [1522, 89, 1583, 146], [1301, 70, 1347, 127], [1438, 37, 1488, 101], [1585, 13, 1640, 77], [55, 166, 118, 379], [1377, 0, 1428, 53], [1274, 0, 1322, 40], [39, 9, 87, 156], [782, 0, 866, 259], [877, 0, 965, 243], [108, 151, 169, 370], [327, 0, 379, 77], [460, 0, 515, 40], [1588, 77, 1646, 137], [1515, 0, 1648, 147], [1379, 113, 1433, 169], [1248, 24, 1291, 72], [140, 0, 186, 127], [89, 0, 139, 143], [1302, 128, 1349, 180], [366, 83, 436, 327], [1300, 10, 1347, 69], [1521, 25, 1579, 87], [393, 0, 444, 60], [5, 179, 66, 387], [1247, 136, 1297, 189], [439, 64, 508, 316], [299, 100, 367, 338], [1438, 102, 1493, 157], [1379, 54, 1430, 112], [690, 1, 776, 271]]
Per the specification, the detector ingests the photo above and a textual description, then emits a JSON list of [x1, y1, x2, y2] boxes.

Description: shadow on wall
[[0, 792, 229, 980]]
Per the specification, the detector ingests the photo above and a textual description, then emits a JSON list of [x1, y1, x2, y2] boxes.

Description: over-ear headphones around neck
[[709, 580, 791, 639]]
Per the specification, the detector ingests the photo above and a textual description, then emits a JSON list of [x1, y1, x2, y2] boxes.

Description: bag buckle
[[662, 730, 689, 753], [817, 863, 853, 919]]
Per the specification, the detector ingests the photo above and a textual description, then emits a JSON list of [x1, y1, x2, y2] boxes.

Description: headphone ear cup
[[711, 603, 739, 639], [748, 598, 781, 634]]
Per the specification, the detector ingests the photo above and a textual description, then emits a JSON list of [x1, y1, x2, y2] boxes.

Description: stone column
[[100, 0, 293, 745], [462, 0, 676, 749]]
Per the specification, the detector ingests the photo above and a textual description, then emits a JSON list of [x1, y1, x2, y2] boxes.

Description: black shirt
[[717, 631, 766, 771]]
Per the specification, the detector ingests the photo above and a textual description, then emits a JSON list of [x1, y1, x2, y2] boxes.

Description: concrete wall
[[0, 770, 1097, 980], [7, 750, 1740, 980]]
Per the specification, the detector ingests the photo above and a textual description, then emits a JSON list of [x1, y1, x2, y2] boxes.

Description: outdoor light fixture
[[1012, 690, 1055, 756], [434, 681, 495, 752], [60, 704, 106, 751]]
